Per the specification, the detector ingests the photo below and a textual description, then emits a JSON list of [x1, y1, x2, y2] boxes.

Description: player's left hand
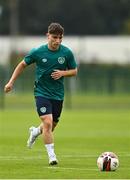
[[51, 69, 64, 80]]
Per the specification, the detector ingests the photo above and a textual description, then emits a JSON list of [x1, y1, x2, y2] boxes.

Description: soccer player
[[4, 22, 77, 165]]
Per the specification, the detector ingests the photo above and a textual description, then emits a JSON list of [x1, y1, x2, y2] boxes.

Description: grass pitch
[[0, 94, 130, 179]]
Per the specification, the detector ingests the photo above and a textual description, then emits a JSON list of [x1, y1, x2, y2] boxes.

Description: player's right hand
[[4, 82, 13, 93]]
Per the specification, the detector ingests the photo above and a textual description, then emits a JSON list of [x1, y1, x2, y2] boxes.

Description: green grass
[[0, 94, 130, 179], [3, 92, 130, 109]]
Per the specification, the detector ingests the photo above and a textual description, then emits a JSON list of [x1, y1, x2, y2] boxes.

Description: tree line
[[0, 0, 130, 35]]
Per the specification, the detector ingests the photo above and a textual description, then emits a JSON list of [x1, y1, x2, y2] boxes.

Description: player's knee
[[40, 115, 53, 132], [44, 120, 53, 132], [45, 121, 52, 130]]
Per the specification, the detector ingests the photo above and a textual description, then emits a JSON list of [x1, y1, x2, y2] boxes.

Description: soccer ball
[[97, 152, 119, 171]]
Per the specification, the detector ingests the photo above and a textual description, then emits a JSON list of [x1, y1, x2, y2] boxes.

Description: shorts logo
[[40, 107, 46, 113], [42, 58, 47, 63], [58, 57, 65, 64]]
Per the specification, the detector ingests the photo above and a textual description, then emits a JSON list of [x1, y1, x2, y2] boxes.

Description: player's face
[[47, 33, 63, 50]]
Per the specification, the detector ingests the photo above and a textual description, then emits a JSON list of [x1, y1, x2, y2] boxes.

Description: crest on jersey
[[40, 107, 46, 113], [58, 57, 65, 64], [42, 58, 47, 63]]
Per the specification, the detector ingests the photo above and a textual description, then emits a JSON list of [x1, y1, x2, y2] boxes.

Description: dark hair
[[48, 22, 64, 35]]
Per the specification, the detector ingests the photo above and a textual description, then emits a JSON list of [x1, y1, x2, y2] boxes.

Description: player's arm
[[62, 68, 77, 77], [51, 68, 77, 80], [4, 60, 27, 93]]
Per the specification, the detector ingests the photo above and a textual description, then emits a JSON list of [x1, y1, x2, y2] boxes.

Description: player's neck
[[47, 44, 60, 51]]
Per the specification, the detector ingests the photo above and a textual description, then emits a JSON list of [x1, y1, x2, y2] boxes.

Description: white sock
[[33, 126, 41, 137], [45, 143, 56, 159]]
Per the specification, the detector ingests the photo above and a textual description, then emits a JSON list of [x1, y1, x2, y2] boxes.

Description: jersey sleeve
[[67, 49, 77, 69], [24, 48, 36, 65]]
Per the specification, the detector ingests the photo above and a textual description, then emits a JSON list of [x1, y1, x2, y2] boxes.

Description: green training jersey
[[24, 44, 77, 100]]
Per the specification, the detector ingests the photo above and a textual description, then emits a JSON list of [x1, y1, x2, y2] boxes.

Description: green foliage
[[1, 0, 130, 35], [78, 63, 130, 94], [122, 18, 130, 34]]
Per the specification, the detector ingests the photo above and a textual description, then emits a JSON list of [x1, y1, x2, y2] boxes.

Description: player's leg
[[36, 98, 63, 165], [40, 114, 53, 144], [27, 96, 58, 164], [40, 114, 58, 165], [27, 121, 58, 148], [27, 96, 49, 148], [43, 99, 63, 164], [39, 121, 57, 132], [27, 97, 63, 165]]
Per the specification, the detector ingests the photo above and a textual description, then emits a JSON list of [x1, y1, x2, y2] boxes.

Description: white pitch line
[[0, 154, 98, 160], [46, 166, 98, 171], [45, 166, 130, 171], [0, 153, 130, 161]]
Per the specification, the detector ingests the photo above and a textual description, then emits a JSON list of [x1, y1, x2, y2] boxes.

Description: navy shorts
[[35, 96, 63, 123]]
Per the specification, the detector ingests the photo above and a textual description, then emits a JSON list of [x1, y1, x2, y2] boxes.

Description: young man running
[[4, 22, 77, 165]]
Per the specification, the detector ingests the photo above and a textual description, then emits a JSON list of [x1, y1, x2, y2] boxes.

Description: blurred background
[[0, 0, 130, 110]]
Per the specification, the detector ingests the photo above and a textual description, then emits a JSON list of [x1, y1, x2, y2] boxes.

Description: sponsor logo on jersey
[[42, 58, 47, 63], [58, 57, 65, 64], [40, 107, 47, 113]]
